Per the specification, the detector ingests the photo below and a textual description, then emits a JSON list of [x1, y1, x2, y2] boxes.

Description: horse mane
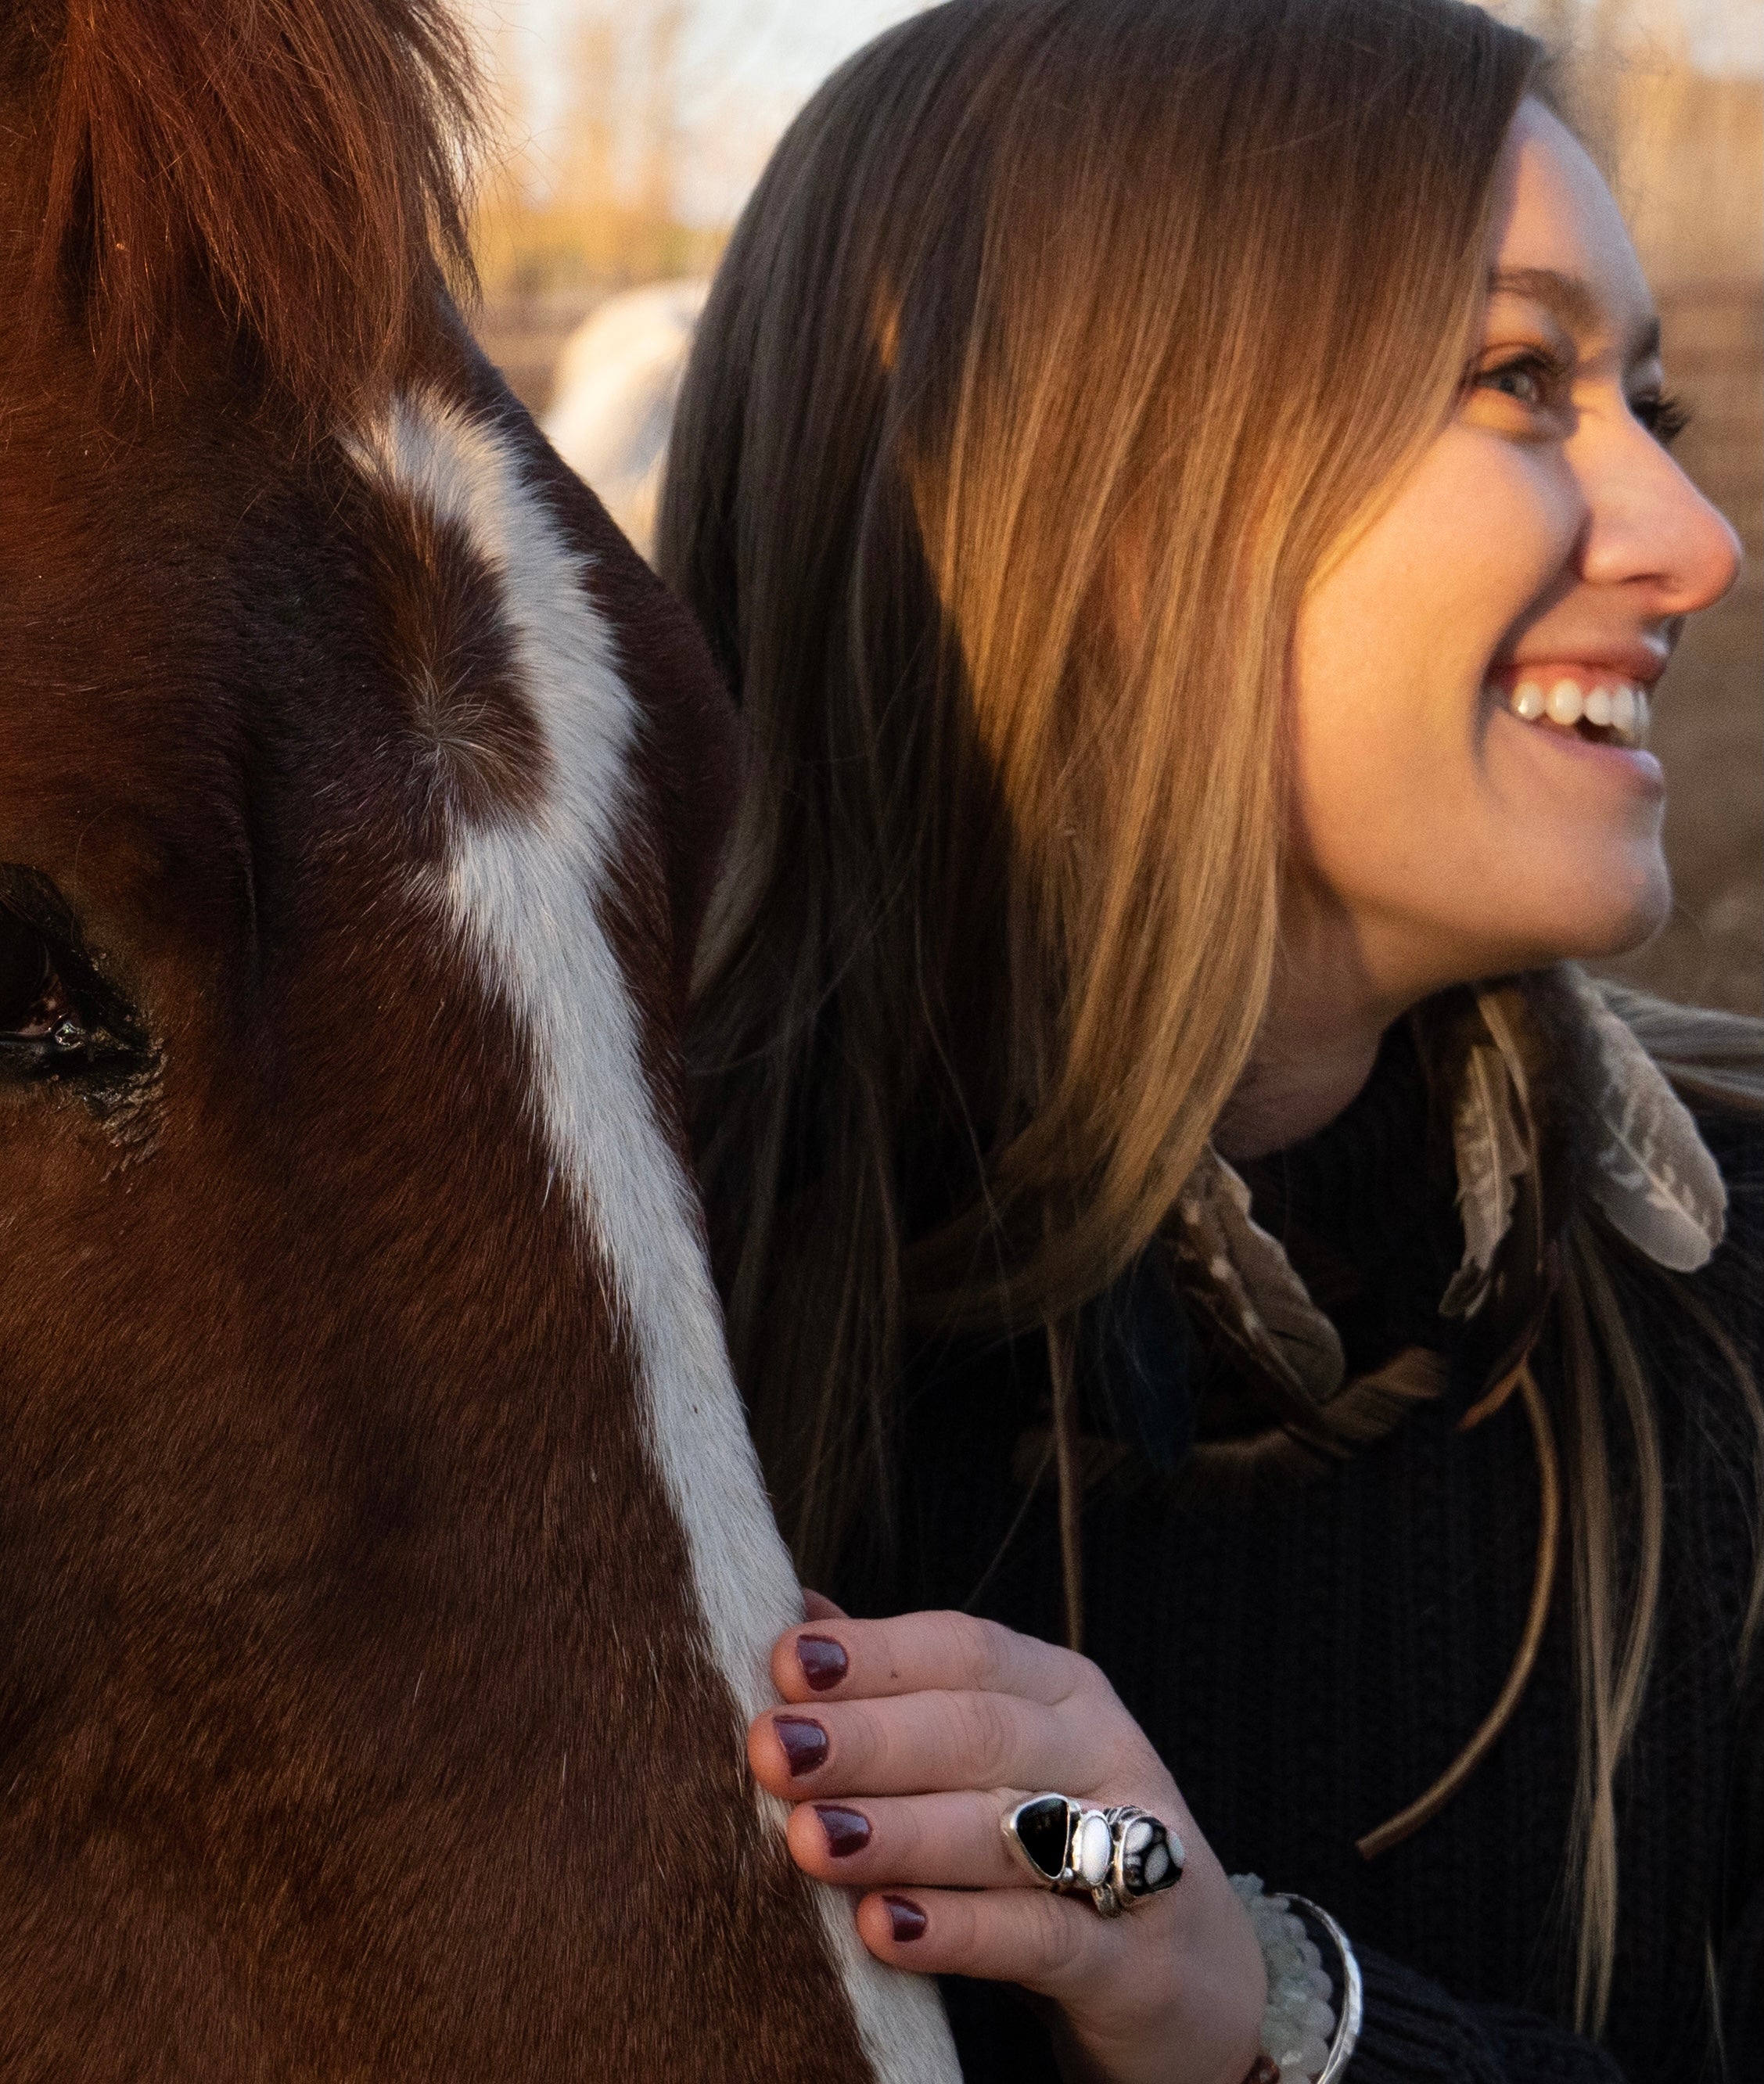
[[27, 0, 483, 433]]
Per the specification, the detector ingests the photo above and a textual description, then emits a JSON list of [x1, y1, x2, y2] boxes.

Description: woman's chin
[[1440, 851, 1672, 982], [1521, 861, 1672, 967]]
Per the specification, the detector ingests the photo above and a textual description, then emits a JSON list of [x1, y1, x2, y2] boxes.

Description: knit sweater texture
[[835, 1032, 1763, 2082]]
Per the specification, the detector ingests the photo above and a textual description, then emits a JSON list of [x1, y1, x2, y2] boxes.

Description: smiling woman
[[1240, 99, 1741, 1160], [663, 2, 1764, 2080]]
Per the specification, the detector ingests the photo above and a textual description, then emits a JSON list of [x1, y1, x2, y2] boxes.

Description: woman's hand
[[748, 1597, 1266, 2084]]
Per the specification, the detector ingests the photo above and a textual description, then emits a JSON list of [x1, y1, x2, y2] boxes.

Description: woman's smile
[[1489, 662, 1655, 753], [1486, 689, 1665, 802]]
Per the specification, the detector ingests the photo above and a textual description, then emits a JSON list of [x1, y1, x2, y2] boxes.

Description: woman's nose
[[1579, 416, 1743, 618]]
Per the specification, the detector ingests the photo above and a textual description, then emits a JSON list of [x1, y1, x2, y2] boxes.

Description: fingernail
[[814, 1804, 871, 1858], [883, 1895, 927, 1942], [774, 1716, 828, 1777], [796, 1634, 849, 1692]]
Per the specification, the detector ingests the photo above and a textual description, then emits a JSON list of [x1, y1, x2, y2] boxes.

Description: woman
[[660, 2, 1760, 2079]]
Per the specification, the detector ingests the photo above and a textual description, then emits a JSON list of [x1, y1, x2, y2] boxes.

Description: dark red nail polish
[[796, 1633, 849, 1692], [883, 1895, 927, 1942], [814, 1804, 870, 1858], [774, 1716, 828, 1777]]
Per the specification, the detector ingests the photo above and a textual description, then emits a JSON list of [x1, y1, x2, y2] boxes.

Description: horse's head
[[0, 6, 952, 2076]]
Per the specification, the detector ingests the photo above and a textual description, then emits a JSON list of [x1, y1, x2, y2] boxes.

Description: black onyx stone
[[1013, 1796, 1073, 1881]]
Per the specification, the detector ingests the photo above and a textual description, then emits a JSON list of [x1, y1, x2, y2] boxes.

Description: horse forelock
[[15, 0, 480, 435], [350, 389, 961, 2082]]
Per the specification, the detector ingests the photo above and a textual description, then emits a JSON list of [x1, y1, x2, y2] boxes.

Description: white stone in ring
[[1076, 1811, 1113, 1887], [1141, 1837, 1177, 1888]]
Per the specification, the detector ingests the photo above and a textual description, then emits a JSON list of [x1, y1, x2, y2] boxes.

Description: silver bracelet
[[1230, 1875, 1364, 2084]]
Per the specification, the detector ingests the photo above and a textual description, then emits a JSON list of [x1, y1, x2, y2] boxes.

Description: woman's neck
[[1213, 1007, 1388, 1162], [1213, 888, 1422, 1162]]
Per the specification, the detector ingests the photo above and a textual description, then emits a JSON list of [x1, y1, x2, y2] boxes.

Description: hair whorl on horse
[[27, 0, 482, 433]]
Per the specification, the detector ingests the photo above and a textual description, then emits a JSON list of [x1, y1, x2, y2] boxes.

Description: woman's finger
[[800, 1587, 848, 1623], [771, 1607, 1089, 1709], [785, 1788, 1036, 1891], [749, 1687, 1103, 1801], [858, 1879, 1263, 2084], [852, 1881, 1163, 1996]]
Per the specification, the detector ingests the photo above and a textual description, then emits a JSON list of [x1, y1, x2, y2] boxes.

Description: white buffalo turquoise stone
[[1076, 1811, 1113, 1887]]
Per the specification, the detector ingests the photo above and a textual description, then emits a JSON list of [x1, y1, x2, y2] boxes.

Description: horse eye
[[0, 909, 52, 1027], [0, 907, 82, 1051]]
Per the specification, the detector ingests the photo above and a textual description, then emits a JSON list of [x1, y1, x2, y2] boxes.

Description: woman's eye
[[1475, 354, 1557, 409], [1633, 390, 1690, 448]]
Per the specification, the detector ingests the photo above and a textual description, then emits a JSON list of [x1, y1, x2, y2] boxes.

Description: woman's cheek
[[1474, 437, 1588, 633], [1286, 426, 1643, 979]]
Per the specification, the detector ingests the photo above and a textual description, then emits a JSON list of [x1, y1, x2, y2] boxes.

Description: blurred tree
[[473, 0, 722, 296]]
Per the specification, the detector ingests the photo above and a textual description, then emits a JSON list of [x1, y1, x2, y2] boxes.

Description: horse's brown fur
[[0, 9, 893, 2077]]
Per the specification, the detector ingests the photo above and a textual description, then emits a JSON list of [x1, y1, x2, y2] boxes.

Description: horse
[[544, 279, 708, 564], [0, 4, 957, 2077]]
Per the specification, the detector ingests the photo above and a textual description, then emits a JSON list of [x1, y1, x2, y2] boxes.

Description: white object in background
[[544, 278, 709, 565]]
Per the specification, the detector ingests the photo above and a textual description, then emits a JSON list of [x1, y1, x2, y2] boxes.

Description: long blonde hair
[[662, 0, 1763, 2037]]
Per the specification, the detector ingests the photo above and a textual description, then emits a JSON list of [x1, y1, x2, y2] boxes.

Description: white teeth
[[1506, 674, 1653, 746], [1547, 677, 1584, 726]]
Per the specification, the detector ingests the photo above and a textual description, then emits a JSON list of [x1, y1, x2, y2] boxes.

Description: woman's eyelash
[[1471, 354, 1693, 451], [1634, 390, 1690, 447], [1472, 349, 1569, 409]]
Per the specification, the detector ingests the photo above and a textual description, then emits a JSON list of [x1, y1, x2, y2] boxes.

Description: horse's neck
[[313, 363, 960, 2079]]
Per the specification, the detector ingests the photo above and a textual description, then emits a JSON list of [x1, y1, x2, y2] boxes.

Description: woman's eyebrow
[[1489, 265, 1662, 365]]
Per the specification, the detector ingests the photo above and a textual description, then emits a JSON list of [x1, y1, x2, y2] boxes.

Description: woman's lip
[[1491, 701, 1665, 796], [1491, 656, 1665, 693]]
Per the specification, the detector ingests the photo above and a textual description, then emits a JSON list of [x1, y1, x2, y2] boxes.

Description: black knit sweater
[[835, 1034, 1763, 2082]]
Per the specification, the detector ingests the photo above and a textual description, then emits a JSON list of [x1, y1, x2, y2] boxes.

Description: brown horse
[[0, 3, 956, 2076]]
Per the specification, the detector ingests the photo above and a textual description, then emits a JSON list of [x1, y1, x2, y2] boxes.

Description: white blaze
[[350, 392, 960, 2084]]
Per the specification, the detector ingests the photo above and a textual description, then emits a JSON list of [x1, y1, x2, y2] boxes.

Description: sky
[[702, 2, 923, 95], [673, 1, 927, 217], [1678, 0, 1764, 67]]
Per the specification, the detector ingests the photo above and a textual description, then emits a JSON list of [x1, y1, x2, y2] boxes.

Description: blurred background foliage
[[472, 2, 717, 295], [467, 1, 1759, 299]]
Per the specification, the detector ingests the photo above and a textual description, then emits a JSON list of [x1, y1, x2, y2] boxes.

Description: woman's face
[[1290, 98, 1741, 1002]]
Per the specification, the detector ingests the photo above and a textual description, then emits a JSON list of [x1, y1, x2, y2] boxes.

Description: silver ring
[[1001, 1794, 1185, 1916]]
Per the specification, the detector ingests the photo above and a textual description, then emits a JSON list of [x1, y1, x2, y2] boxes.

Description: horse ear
[[34, 0, 483, 433]]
